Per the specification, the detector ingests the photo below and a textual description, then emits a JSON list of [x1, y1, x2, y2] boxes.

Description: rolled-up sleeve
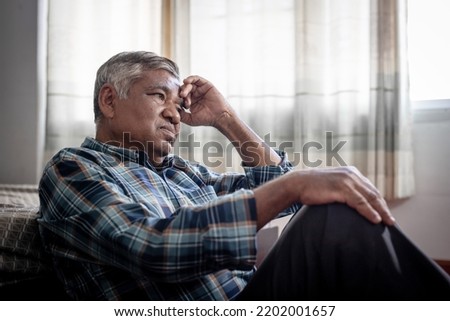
[[243, 150, 301, 217]]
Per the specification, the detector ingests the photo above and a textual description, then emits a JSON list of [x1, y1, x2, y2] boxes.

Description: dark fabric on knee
[[238, 203, 450, 300], [387, 225, 450, 299]]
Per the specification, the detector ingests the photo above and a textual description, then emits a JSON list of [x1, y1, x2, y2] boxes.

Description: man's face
[[109, 69, 183, 162]]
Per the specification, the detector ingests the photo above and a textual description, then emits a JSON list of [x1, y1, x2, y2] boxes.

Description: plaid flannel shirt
[[38, 137, 299, 300]]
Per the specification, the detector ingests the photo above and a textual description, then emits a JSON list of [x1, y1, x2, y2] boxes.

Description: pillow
[[0, 184, 40, 208], [0, 185, 52, 286]]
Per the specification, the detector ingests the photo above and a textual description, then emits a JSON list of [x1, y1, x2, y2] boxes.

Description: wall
[[0, 0, 45, 184], [389, 108, 450, 260]]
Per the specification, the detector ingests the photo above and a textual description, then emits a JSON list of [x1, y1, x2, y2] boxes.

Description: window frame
[[411, 99, 450, 111]]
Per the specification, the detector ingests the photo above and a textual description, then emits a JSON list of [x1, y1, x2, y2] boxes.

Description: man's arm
[[179, 75, 281, 166], [253, 167, 395, 230], [179, 75, 396, 228]]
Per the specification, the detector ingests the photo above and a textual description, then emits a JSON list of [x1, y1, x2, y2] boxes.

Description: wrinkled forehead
[[140, 69, 181, 90]]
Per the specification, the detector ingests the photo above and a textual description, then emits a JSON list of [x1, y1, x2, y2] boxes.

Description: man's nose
[[163, 102, 181, 124]]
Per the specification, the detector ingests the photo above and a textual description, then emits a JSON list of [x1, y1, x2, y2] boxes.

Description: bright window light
[[408, 0, 450, 103]]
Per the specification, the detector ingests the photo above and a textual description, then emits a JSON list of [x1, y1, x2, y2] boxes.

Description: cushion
[[0, 184, 52, 286]]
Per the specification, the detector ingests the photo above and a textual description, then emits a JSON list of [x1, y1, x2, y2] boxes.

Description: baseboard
[[435, 260, 450, 276]]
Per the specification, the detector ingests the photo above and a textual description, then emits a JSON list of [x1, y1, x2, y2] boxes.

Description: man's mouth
[[160, 126, 178, 142]]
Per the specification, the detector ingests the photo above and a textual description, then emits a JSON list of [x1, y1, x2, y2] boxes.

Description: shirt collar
[[81, 137, 150, 165]]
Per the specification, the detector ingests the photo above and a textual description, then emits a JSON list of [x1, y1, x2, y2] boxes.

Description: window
[[407, 0, 450, 109]]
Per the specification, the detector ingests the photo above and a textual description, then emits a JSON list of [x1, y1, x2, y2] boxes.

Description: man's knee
[[286, 203, 383, 238]]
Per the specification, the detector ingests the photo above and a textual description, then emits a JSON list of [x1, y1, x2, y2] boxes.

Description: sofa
[[0, 184, 68, 300]]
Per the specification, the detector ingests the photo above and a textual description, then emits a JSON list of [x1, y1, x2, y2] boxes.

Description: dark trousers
[[238, 203, 450, 300]]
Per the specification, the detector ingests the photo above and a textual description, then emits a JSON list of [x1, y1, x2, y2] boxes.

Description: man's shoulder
[[44, 144, 116, 173], [47, 145, 97, 162]]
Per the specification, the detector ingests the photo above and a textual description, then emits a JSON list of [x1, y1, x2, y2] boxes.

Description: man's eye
[[150, 93, 165, 102]]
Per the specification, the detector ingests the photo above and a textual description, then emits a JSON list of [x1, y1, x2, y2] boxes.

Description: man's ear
[[98, 84, 117, 119]]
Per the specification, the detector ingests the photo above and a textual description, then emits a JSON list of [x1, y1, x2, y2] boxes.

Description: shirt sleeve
[[190, 150, 301, 217], [243, 151, 302, 217], [38, 151, 258, 284]]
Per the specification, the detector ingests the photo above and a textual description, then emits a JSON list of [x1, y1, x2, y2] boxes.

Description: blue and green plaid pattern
[[38, 137, 298, 300]]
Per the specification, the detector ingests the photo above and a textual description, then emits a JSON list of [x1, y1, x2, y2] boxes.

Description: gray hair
[[93, 51, 180, 122]]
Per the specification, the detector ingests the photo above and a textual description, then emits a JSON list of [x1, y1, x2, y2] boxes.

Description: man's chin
[[161, 140, 175, 155]]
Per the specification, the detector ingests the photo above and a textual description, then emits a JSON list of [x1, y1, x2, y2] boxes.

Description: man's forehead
[[144, 69, 180, 84], [140, 70, 181, 91]]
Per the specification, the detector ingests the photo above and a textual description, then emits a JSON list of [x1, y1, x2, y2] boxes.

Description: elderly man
[[38, 51, 450, 300]]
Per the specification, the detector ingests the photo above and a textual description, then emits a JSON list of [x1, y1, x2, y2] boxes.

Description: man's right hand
[[179, 75, 236, 129], [253, 166, 395, 230]]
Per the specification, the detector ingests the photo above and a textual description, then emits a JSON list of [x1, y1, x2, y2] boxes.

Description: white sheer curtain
[[294, 0, 414, 199], [44, 0, 163, 162], [183, 0, 414, 199], [44, 0, 414, 199], [174, 0, 296, 174]]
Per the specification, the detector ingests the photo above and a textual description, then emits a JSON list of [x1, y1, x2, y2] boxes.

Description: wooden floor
[[435, 260, 450, 276]]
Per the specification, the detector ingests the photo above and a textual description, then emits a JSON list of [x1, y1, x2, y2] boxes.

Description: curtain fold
[[294, 0, 413, 199], [368, 0, 414, 199]]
